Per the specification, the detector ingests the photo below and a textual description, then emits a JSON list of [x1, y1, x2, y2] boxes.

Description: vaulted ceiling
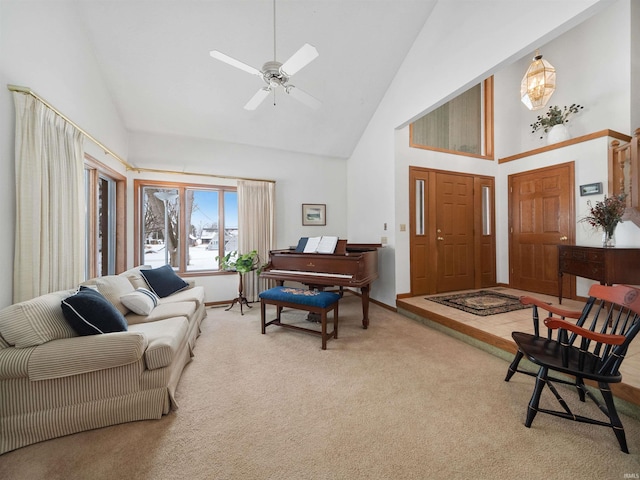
[[75, 0, 438, 159]]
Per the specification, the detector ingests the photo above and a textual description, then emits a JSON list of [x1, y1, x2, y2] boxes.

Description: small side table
[[225, 270, 253, 315]]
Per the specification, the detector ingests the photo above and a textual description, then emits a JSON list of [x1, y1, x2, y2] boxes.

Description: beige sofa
[[0, 267, 206, 454]]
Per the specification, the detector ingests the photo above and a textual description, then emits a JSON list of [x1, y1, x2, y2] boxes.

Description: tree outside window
[[136, 181, 237, 273]]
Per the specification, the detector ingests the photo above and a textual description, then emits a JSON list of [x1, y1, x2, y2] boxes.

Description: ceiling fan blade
[[209, 50, 262, 76], [244, 87, 271, 110], [286, 85, 322, 109], [280, 43, 319, 76]]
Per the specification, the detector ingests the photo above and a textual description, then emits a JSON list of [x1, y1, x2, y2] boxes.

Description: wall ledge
[[498, 129, 631, 164]]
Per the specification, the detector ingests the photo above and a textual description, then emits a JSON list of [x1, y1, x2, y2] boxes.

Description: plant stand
[[225, 271, 252, 315]]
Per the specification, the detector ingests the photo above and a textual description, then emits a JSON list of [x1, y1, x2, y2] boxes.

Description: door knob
[[560, 236, 568, 241], [437, 236, 444, 241]]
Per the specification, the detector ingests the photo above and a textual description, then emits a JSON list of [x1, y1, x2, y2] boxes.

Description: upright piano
[[260, 241, 380, 328]]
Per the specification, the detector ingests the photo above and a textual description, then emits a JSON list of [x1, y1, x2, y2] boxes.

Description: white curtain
[[13, 93, 85, 303], [237, 180, 275, 302]]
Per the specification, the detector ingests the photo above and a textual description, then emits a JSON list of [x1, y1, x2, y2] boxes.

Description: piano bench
[[259, 286, 340, 350]]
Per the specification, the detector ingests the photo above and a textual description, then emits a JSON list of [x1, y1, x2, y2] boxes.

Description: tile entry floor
[[397, 287, 640, 393]]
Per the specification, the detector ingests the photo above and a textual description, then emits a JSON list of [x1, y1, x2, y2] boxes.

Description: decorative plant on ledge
[[217, 250, 263, 274], [530, 104, 584, 139]]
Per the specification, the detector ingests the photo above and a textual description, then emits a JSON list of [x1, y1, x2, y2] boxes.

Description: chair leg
[[599, 382, 629, 453], [261, 300, 266, 334], [576, 376, 586, 402], [505, 350, 524, 382], [333, 303, 339, 339], [321, 311, 328, 350], [525, 366, 548, 427]]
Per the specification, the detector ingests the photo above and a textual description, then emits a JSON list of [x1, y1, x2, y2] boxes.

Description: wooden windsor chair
[[504, 283, 640, 453]]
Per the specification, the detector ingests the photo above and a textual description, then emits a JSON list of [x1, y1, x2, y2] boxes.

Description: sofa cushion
[[61, 288, 128, 336], [95, 275, 136, 315], [125, 301, 196, 326], [120, 288, 160, 316], [128, 317, 188, 370], [158, 286, 205, 308], [119, 265, 151, 290], [0, 290, 77, 348], [140, 265, 189, 298], [0, 332, 10, 349]]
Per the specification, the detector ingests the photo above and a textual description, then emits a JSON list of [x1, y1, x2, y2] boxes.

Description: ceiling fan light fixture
[[209, 0, 321, 110], [261, 60, 288, 88], [520, 50, 556, 111]]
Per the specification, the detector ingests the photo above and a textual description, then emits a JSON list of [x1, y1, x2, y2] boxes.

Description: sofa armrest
[[0, 346, 35, 379], [27, 331, 148, 381]]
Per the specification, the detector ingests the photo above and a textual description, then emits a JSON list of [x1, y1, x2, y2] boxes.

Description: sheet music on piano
[[297, 236, 339, 254]]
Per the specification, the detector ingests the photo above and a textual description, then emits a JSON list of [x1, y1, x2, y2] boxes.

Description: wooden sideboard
[[557, 245, 640, 303]]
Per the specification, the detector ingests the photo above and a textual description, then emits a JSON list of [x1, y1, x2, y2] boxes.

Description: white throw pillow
[[120, 288, 160, 316]]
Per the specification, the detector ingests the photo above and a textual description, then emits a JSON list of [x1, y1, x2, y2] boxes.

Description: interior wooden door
[[435, 172, 475, 292], [509, 162, 574, 296]]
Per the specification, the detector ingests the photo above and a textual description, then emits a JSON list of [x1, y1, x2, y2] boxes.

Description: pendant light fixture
[[520, 50, 556, 110]]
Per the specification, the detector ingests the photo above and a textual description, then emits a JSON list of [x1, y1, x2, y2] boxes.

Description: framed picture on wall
[[302, 204, 326, 226]]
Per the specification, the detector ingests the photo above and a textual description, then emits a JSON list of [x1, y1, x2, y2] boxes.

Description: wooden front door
[[409, 167, 495, 295], [435, 172, 475, 292], [509, 162, 574, 296]]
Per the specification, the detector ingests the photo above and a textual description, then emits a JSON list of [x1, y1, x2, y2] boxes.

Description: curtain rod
[[129, 166, 276, 184], [7, 84, 276, 184], [8, 84, 130, 169]]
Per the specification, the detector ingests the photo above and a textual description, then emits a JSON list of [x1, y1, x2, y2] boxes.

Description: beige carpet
[[1, 294, 639, 479]]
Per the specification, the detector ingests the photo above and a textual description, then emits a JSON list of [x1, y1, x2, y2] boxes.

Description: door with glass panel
[[409, 167, 495, 295]]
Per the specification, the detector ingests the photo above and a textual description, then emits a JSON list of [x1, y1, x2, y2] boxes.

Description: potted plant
[[217, 250, 262, 273], [530, 104, 584, 142], [216, 250, 265, 314]]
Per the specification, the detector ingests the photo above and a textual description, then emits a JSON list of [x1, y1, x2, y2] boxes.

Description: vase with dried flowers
[[580, 193, 627, 247]]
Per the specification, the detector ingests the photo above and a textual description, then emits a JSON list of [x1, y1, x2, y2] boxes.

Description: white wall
[[632, 0, 640, 131], [127, 131, 347, 303], [0, 0, 129, 308], [0, 2, 14, 309], [347, 0, 615, 307], [499, 0, 633, 158]]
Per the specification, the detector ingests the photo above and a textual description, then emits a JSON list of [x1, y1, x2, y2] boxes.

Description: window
[[84, 155, 126, 278], [135, 180, 238, 274], [410, 76, 494, 159]]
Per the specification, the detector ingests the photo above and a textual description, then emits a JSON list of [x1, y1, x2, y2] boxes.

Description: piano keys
[[260, 242, 380, 328]]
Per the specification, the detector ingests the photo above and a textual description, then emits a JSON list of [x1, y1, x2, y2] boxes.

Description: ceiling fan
[[209, 0, 321, 111]]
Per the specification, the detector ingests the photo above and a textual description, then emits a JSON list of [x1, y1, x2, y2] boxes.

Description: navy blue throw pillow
[[61, 287, 128, 336], [140, 264, 189, 298]]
